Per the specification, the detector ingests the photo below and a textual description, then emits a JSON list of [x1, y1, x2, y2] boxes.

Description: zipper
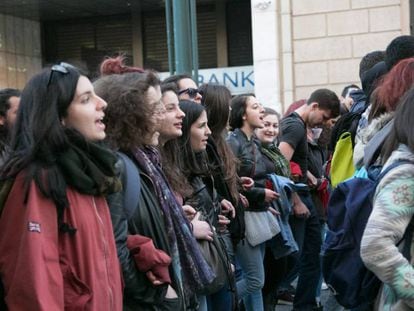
[[92, 197, 114, 310]]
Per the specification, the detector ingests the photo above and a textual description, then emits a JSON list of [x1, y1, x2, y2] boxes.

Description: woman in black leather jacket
[[174, 100, 234, 311], [226, 95, 279, 311], [95, 58, 214, 311]]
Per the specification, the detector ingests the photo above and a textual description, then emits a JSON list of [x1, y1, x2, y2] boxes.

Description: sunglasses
[[178, 87, 203, 98], [47, 62, 75, 87]]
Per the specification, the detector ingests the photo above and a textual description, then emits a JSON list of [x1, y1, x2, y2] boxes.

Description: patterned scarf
[[260, 143, 291, 178], [133, 147, 215, 295]]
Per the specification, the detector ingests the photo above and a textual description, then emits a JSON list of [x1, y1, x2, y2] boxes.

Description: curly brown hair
[[94, 71, 160, 151]]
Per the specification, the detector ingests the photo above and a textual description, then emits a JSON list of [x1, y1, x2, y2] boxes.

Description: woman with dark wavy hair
[[95, 57, 214, 311], [0, 63, 123, 310]]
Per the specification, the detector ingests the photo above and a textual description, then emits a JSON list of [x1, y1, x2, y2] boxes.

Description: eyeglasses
[[47, 62, 75, 87], [178, 88, 203, 99]]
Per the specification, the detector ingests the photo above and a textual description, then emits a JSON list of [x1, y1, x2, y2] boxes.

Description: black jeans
[[291, 192, 322, 311]]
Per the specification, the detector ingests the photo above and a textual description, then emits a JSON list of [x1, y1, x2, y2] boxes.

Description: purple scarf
[[133, 147, 215, 295]]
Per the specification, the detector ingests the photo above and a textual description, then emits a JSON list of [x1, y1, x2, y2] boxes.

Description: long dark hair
[[177, 100, 209, 178], [200, 83, 239, 203], [229, 94, 255, 130], [161, 101, 208, 197], [1, 65, 86, 231], [3, 66, 81, 179], [381, 87, 414, 162]]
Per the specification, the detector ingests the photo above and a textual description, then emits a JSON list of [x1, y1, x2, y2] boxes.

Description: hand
[[293, 200, 310, 218], [165, 285, 178, 299], [217, 214, 230, 232], [191, 212, 214, 241], [240, 177, 254, 191], [307, 171, 318, 188], [239, 193, 249, 208], [268, 206, 280, 216], [221, 199, 235, 218], [182, 205, 197, 221], [146, 270, 164, 286], [264, 189, 279, 203]]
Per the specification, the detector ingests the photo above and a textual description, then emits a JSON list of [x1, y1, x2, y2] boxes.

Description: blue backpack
[[321, 160, 413, 309]]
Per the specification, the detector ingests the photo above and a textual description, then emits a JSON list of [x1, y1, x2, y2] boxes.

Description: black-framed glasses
[[178, 87, 203, 99], [47, 62, 75, 87]]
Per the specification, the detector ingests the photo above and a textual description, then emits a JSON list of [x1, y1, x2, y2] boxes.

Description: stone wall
[[291, 0, 407, 100]]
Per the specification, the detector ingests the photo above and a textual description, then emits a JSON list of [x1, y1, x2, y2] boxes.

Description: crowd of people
[[0, 34, 412, 311]]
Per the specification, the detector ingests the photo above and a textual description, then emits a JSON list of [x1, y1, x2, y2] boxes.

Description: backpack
[[321, 160, 414, 309], [116, 152, 141, 219], [329, 111, 362, 152], [328, 111, 364, 187]]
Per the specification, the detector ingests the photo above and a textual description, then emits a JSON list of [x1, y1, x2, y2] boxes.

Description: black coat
[[226, 129, 267, 211], [107, 157, 185, 311]]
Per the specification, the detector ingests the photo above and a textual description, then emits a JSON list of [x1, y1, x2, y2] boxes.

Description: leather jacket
[[186, 175, 221, 227], [226, 128, 267, 211], [107, 157, 185, 311]]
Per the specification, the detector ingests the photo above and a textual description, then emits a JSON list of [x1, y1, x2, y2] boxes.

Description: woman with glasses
[[0, 63, 123, 310], [163, 74, 203, 104], [96, 57, 215, 310]]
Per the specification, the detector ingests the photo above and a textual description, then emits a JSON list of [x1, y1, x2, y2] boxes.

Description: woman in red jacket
[[0, 63, 123, 310]]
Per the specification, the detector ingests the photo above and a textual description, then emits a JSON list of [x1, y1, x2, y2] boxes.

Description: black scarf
[[57, 130, 121, 196]]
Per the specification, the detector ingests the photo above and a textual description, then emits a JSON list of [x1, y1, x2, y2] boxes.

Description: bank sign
[[160, 65, 254, 95]]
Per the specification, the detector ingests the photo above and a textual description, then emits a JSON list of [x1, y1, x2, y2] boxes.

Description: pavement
[[275, 286, 340, 311]]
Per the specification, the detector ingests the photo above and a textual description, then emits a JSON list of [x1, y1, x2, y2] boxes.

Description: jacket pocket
[[60, 259, 92, 311]]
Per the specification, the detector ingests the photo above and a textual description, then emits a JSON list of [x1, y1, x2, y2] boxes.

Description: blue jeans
[[235, 241, 265, 311], [207, 283, 233, 311], [291, 192, 322, 310], [197, 295, 208, 311]]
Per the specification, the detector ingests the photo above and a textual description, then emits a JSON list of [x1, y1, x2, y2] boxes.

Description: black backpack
[[329, 111, 362, 152]]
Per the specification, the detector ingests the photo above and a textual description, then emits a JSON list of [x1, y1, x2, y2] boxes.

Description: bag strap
[[117, 152, 141, 219], [377, 159, 413, 182], [364, 120, 393, 168]]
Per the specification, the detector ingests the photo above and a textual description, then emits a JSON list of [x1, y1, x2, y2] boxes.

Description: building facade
[[0, 0, 412, 112]]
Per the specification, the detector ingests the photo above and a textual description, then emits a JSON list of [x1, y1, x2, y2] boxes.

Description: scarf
[[260, 143, 291, 178], [57, 130, 121, 196], [133, 146, 215, 295], [0, 130, 121, 234]]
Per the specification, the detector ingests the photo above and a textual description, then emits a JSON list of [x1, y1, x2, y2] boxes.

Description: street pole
[[172, 0, 192, 74], [165, 0, 175, 75], [189, 0, 199, 84]]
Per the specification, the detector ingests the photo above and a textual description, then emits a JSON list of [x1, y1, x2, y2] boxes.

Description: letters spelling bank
[[160, 66, 254, 95]]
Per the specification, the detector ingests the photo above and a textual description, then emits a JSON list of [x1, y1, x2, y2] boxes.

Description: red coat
[[0, 172, 123, 310]]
